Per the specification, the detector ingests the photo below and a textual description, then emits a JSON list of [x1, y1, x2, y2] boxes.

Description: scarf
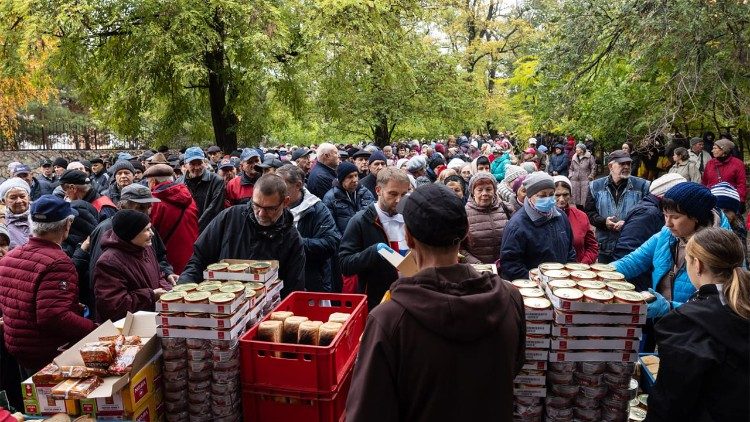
[[375, 203, 408, 255]]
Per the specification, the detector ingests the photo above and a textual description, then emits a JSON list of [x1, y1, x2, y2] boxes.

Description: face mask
[[534, 196, 556, 213]]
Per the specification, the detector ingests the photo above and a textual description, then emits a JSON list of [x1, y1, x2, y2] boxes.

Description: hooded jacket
[[178, 206, 305, 297], [461, 174, 512, 264], [4, 210, 30, 250], [490, 152, 511, 182], [646, 284, 749, 421], [150, 181, 199, 274], [548, 152, 569, 176], [177, 170, 226, 232], [322, 185, 375, 235], [289, 189, 340, 292], [93, 230, 172, 323], [346, 264, 525, 422]]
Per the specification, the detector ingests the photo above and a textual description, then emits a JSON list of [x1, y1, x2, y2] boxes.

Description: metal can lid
[[246, 282, 265, 290], [629, 407, 647, 421], [196, 284, 221, 293], [583, 289, 614, 301], [227, 263, 250, 272], [570, 270, 598, 279], [614, 290, 644, 303], [511, 279, 537, 289], [184, 291, 211, 302], [577, 279, 606, 290], [173, 283, 198, 292], [518, 287, 545, 298], [564, 263, 590, 271], [160, 291, 186, 303], [543, 269, 571, 279], [198, 280, 221, 287], [598, 271, 625, 280], [219, 284, 244, 294], [209, 293, 236, 304], [549, 279, 577, 289], [523, 297, 552, 310], [590, 263, 616, 272], [554, 288, 583, 300], [606, 281, 636, 291], [206, 263, 229, 271], [250, 262, 271, 270], [539, 262, 565, 270]]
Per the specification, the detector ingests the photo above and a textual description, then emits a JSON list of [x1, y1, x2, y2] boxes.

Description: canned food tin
[[543, 269, 571, 280], [570, 270, 598, 282], [574, 407, 602, 422], [583, 289, 614, 303], [554, 288, 583, 301], [549, 362, 576, 372], [545, 406, 573, 419], [564, 263, 590, 271], [547, 371, 574, 384], [574, 372, 603, 386], [209, 292, 235, 306], [249, 261, 272, 274], [227, 263, 249, 273], [523, 297, 552, 310], [607, 361, 636, 375], [185, 291, 211, 304], [196, 284, 221, 294], [550, 383, 579, 398], [218, 284, 245, 299], [580, 384, 608, 399], [539, 262, 565, 271], [172, 283, 198, 293], [206, 263, 229, 272], [518, 287, 545, 298], [606, 281, 636, 292], [511, 279, 537, 289], [577, 361, 606, 374], [598, 271, 625, 281], [548, 279, 577, 289], [614, 290, 645, 304], [544, 395, 573, 409], [577, 279, 606, 290], [637, 393, 648, 408], [574, 395, 599, 409], [591, 263, 616, 272], [629, 407, 647, 421]]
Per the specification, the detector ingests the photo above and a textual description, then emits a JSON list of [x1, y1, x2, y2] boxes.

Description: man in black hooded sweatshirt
[[346, 183, 526, 422]]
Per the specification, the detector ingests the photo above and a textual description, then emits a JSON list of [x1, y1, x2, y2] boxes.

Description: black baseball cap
[[291, 148, 313, 161], [608, 150, 632, 164], [39, 158, 52, 167], [397, 184, 468, 247], [59, 170, 90, 185], [207, 145, 222, 153]]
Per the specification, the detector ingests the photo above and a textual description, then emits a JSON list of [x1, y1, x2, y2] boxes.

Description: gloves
[[376, 243, 394, 253], [647, 288, 671, 319]]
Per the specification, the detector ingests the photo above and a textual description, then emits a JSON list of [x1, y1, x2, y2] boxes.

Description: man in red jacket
[[225, 148, 261, 207], [0, 195, 96, 375], [702, 139, 746, 206], [143, 164, 199, 274]]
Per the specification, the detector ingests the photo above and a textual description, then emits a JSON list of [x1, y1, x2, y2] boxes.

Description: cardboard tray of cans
[[550, 338, 640, 351], [514, 374, 546, 385], [525, 350, 548, 361], [524, 308, 553, 321], [548, 350, 639, 362], [521, 361, 547, 371], [155, 300, 251, 329], [156, 290, 247, 315], [553, 310, 647, 325], [525, 338, 550, 349], [203, 259, 279, 283], [551, 325, 642, 338], [525, 322, 551, 336], [542, 282, 647, 315], [157, 311, 253, 340]]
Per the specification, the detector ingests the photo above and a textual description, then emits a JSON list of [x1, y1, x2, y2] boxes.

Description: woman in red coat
[[553, 176, 598, 264], [93, 210, 172, 323]]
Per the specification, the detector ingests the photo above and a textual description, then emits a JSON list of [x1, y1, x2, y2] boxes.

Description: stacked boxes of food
[[537, 262, 645, 422], [510, 278, 552, 422], [239, 292, 368, 422], [156, 260, 282, 422]]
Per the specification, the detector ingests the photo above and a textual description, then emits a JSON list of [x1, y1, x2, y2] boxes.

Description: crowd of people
[[0, 131, 746, 420]]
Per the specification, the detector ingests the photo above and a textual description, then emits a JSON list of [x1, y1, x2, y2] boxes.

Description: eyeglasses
[[251, 201, 284, 213]]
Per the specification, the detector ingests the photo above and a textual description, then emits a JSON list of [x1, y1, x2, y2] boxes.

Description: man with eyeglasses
[[178, 174, 305, 297]]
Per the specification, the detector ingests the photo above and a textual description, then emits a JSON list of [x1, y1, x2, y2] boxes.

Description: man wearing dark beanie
[[92, 209, 173, 322], [359, 151, 387, 196], [347, 184, 525, 422]]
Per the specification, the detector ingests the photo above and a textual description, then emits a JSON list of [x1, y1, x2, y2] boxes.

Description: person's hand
[[167, 274, 179, 286], [605, 216, 618, 231], [376, 243, 395, 254], [588, 175, 594, 181], [614, 220, 625, 231], [153, 288, 168, 299], [80, 236, 91, 252], [647, 288, 671, 318]]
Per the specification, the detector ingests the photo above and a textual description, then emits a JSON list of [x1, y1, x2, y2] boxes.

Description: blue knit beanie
[[664, 182, 716, 223], [336, 162, 358, 185]]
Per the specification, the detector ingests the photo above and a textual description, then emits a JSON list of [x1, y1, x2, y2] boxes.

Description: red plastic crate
[[240, 292, 367, 393], [242, 364, 352, 422]]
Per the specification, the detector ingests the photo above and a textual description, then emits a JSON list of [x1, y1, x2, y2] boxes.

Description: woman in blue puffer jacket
[[613, 182, 731, 320]]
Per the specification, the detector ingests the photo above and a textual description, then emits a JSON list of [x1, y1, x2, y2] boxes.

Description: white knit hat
[[0, 177, 30, 201], [649, 173, 686, 197], [447, 158, 467, 170], [503, 165, 527, 184], [553, 175, 573, 191]]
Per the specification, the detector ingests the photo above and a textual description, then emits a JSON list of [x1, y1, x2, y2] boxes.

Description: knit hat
[[538, 145, 548, 154], [112, 209, 151, 242], [521, 162, 537, 174], [503, 165, 527, 185], [715, 139, 735, 153], [368, 151, 387, 165], [649, 173, 686, 197], [0, 177, 30, 200], [109, 160, 135, 176], [53, 157, 68, 168], [396, 158, 409, 169], [553, 175, 572, 191], [689, 137, 703, 147], [447, 158, 467, 170], [511, 174, 527, 194], [336, 162, 358, 185], [467, 172, 497, 196], [523, 172, 555, 198], [710, 182, 741, 214], [663, 182, 716, 223], [406, 155, 427, 173], [576, 143, 586, 151]]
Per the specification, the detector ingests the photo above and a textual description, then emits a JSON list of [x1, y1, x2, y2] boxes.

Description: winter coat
[[179, 207, 306, 297], [613, 213, 730, 308], [461, 196, 512, 264], [82, 187, 117, 222], [150, 181, 199, 274], [585, 175, 650, 258], [346, 264, 525, 422], [568, 152, 596, 205], [322, 185, 375, 235], [688, 149, 711, 174], [90, 170, 110, 195], [611, 195, 664, 290], [224, 172, 259, 208], [104, 182, 124, 203], [177, 170, 225, 232], [93, 230, 172, 323], [307, 162, 337, 200], [0, 237, 95, 371], [4, 211, 30, 250], [562, 206, 598, 265], [548, 152, 569, 176], [339, 204, 399, 310], [668, 161, 701, 183], [500, 201, 576, 281], [62, 200, 99, 258], [490, 152, 511, 182], [289, 189, 340, 292], [645, 284, 749, 422], [359, 173, 377, 197], [31, 175, 56, 200], [702, 156, 746, 203], [497, 181, 516, 204]]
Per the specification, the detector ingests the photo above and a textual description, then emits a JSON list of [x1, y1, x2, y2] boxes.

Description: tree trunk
[[372, 113, 391, 147], [204, 11, 239, 153]]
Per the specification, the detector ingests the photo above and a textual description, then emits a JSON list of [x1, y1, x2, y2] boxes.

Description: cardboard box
[[81, 387, 163, 420], [525, 350, 548, 361], [156, 291, 247, 315], [23, 399, 41, 416], [551, 325, 642, 338], [525, 309, 553, 321], [550, 338, 640, 351], [53, 313, 159, 401], [158, 309, 252, 339], [526, 323, 551, 335], [130, 388, 163, 422], [513, 386, 547, 398], [553, 310, 647, 325], [548, 350, 639, 363], [543, 283, 646, 315], [156, 300, 250, 328], [378, 249, 418, 277], [203, 259, 280, 282], [521, 360, 547, 371], [525, 338, 550, 349], [266, 279, 284, 298], [20, 379, 79, 416], [514, 374, 546, 385]]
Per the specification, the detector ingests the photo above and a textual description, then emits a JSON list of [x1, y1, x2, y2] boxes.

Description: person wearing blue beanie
[[662, 182, 716, 228], [337, 161, 359, 186]]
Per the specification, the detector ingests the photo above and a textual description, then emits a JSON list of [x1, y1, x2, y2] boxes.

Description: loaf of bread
[[257, 321, 283, 343], [297, 321, 324, 345], [641, 355, 659, 366], [270, 311, 294, 322], [282, 316, 309, 344], [328, 312, 350, 324], [319, 322, 343, 346]]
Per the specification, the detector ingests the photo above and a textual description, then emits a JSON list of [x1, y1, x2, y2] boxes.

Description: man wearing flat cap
[[585, 150, 650, 263], [291, 147, 314, 177], [347, 184, 525, 422], [702, 138, 746, 208], [59, 169, 118, 222]]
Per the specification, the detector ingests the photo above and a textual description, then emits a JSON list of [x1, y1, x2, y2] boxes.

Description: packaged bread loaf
[[108, 344, 141, 375], [297, 321, 324, 345], [270, 311, 294, 321], [60, 366, 108, 379], [33, 363, 63, 385], [282, 316, 309, 344], [80, 341, 116, 368], [328, 312, 350, 324], [257, 321, 283, 343], [51, 376, 102, 399], [319, 322, 342, 346]]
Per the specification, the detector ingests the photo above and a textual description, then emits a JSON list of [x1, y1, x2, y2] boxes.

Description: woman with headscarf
[[553, 176, 598, 264], [461, 173, 512, 264], [568, 143, 597, 208]]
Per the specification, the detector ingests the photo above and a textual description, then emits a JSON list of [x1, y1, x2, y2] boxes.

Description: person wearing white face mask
[[500, 172, 576, 280]]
